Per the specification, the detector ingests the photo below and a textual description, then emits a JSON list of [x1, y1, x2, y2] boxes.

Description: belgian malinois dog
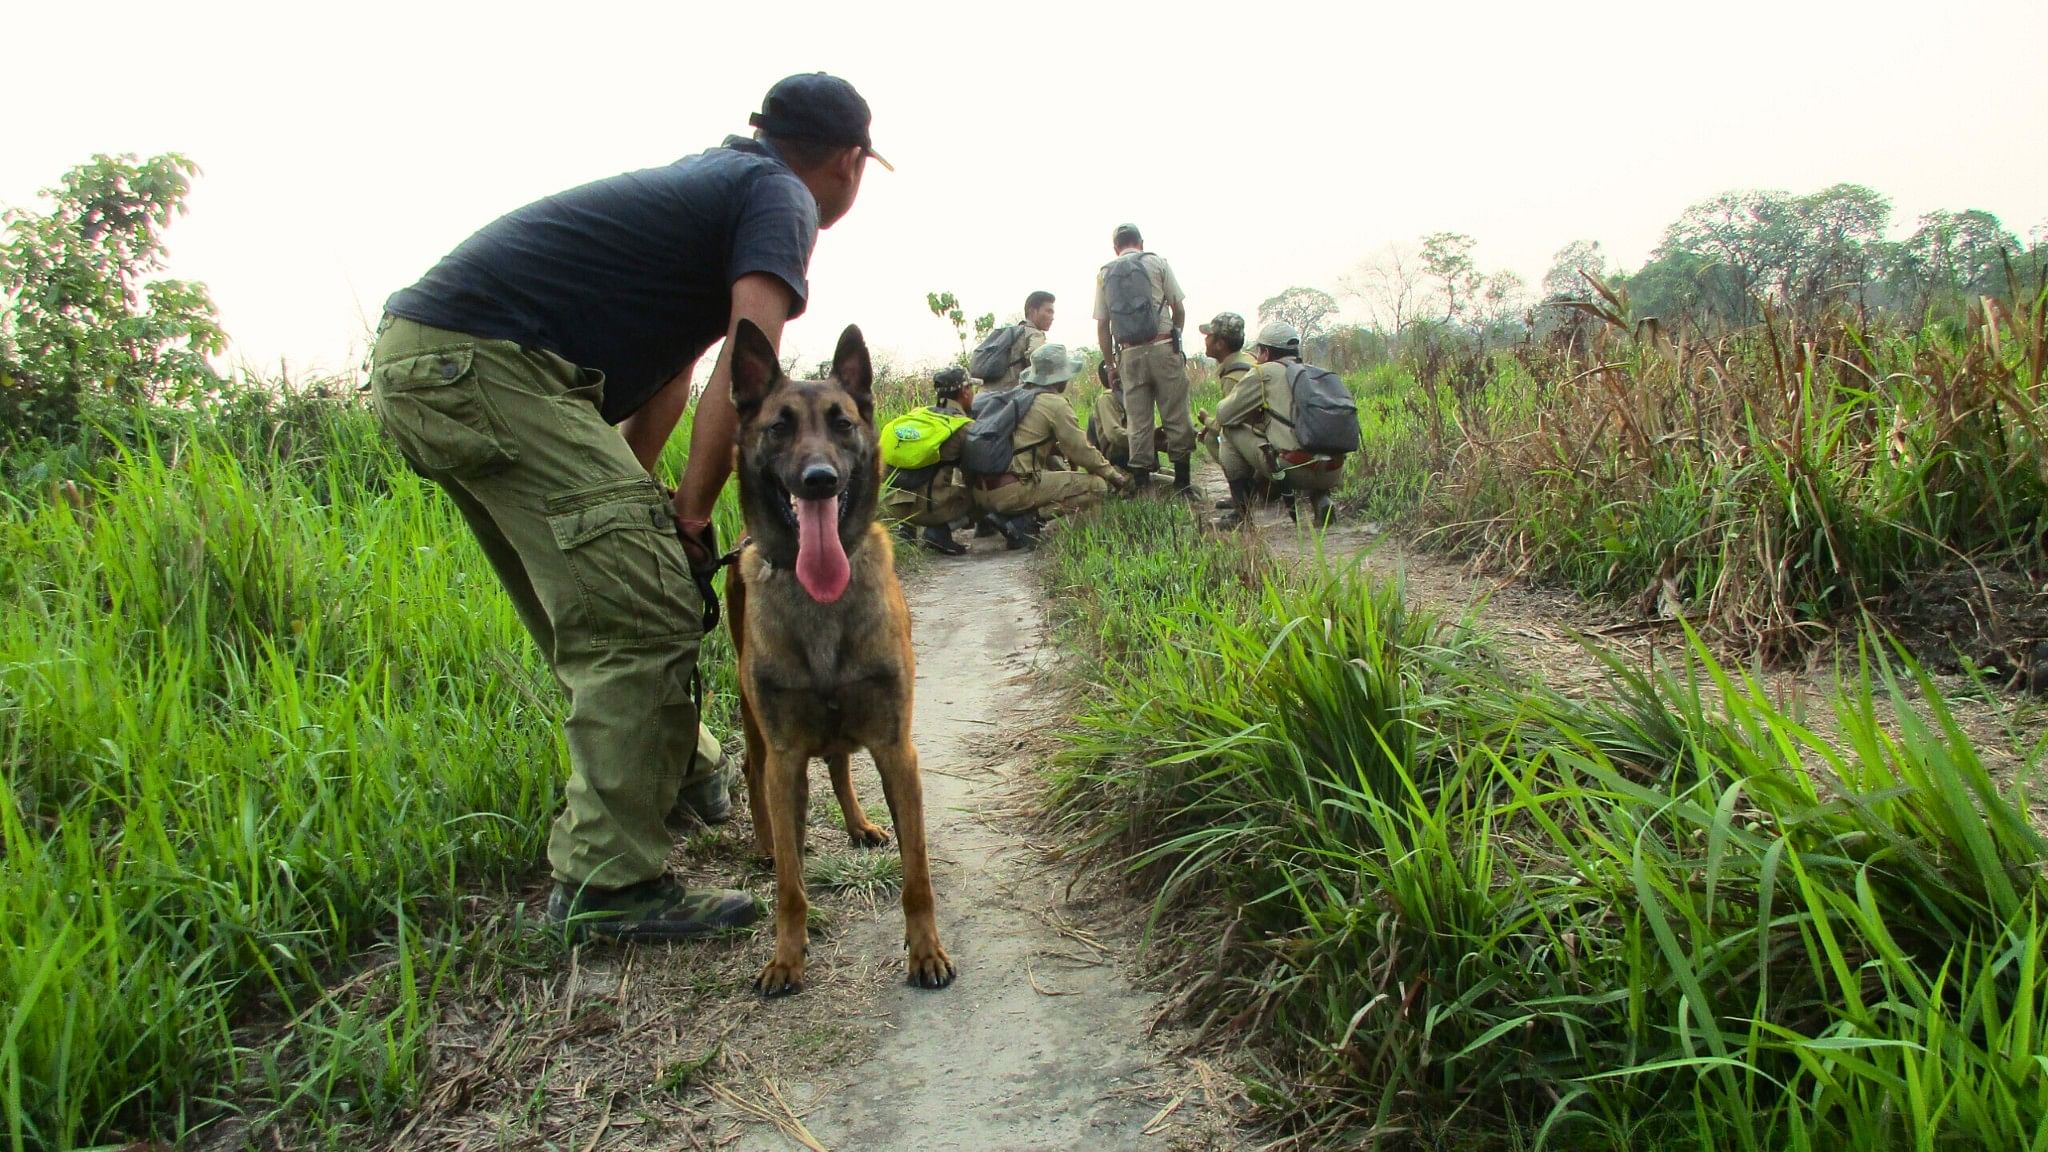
[[724, 319, 956, 997]]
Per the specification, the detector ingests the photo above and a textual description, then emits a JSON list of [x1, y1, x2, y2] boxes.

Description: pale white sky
[[8, 0, 2046, 383]]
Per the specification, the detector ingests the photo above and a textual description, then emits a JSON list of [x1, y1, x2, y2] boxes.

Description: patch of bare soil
[[347, 542, 1245, 1152], [1882, 566, 2048, 691]]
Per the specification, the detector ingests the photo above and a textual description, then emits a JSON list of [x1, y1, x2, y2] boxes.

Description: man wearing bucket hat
[[368, 73, 887, 943], [970, 342, 1130, 546], [1207, 319, 1344, 528]]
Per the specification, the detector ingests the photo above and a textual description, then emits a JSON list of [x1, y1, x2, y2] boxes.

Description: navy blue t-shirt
[[384, 137, 817, 424]]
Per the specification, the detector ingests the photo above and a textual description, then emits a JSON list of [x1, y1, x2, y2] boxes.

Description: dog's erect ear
[[728, 319, 781, 416], [830, 325, 873, 419]]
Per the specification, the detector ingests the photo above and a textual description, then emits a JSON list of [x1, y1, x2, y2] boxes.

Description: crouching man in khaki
[[880, 366, 977, 555], [1207, 319, 1343, 528], [971, 343, 1129, 549]]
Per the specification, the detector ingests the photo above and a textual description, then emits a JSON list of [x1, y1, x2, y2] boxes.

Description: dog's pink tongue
[[794, 497, 850, 603]]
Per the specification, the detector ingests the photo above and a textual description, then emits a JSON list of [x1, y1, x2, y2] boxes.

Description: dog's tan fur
[[723, 320, 954, 997]]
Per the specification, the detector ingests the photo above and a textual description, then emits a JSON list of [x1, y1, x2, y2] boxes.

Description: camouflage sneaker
[[669, 726, 734, 826], [547, 876, 759, 942], [671, 764, 734, 825]]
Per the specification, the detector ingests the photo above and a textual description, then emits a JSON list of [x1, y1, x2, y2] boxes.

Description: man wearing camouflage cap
[[1195, 312, 1261, 526], [1208, 319, 1343, 528]]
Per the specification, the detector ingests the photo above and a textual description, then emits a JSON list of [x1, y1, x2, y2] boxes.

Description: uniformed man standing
[[1208, 320, 1344, 528], [368, 74, 888, 941], [971, 343, 1130, 547], [1093, 224, 1194, 495]]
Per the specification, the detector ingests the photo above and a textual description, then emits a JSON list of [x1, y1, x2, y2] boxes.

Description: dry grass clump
[[1361, 279, 2048, 665]]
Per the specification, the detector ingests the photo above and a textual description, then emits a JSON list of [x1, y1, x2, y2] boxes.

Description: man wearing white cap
[[1210, 319, 1344, 528]]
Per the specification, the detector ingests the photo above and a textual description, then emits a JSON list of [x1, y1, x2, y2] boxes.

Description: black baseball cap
[[748, 73, 893, 171]]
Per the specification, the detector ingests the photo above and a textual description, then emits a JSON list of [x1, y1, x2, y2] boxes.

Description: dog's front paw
[[906, 940, 956, 990], [847, 821, 891, 849], [756, 954, 806, 998]]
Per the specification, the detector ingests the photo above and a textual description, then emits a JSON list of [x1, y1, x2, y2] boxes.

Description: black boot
[[1127, 469, 1152, 493], [1309, 492, 1335, 529], [919, 524, 967, 555], [1213, 480, 1252, 530], [974, 514, 1002, 539], [1000, 514, 1042, 551], [1171, 458, 1194, 499]]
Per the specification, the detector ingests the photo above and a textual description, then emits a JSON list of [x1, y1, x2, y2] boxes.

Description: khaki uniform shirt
[[1092, 251, 1185, 342], [1212, 352, 1261, 426], [1009, 388, 1115, 479], [1217, 356, 1305, 452]]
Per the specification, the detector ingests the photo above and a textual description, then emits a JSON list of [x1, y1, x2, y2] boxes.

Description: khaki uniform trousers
[[971, 472, 1110, 519], [1117, 341, 1194, 467], [1219, 426, 1345, 496], [880, 465, 972, 528], [369, 315, 706, 889]]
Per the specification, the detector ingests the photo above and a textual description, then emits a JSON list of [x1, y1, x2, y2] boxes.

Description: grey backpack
[[969, 323, 1030, 383], [1277, 363, 1361, 455], [961, 386, 1045, 476], [1102, 253, 1162, 345]]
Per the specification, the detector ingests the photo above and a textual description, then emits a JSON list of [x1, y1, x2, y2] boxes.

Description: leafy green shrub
[[1, 154, 226, 442]]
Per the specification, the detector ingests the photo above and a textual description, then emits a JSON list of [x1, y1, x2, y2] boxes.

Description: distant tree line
[[1614, 184, 2039, 328], [1265, 183, 2045, 370]]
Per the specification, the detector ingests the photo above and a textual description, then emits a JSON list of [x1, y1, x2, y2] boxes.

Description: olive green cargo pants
[[369, 315, 705, 889]]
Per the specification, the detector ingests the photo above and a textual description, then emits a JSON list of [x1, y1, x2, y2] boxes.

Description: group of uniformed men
[[884, 223, 1347, 554]]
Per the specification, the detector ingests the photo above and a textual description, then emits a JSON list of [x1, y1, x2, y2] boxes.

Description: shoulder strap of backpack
[[1268, 363, 1301, 427], [1142, 253, 1170, 325], [1007, 324, 1033, 369]]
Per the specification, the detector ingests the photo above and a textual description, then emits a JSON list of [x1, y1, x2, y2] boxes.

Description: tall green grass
[[0, 400, 569, 1148], [1043, 499, 2048, 1149]]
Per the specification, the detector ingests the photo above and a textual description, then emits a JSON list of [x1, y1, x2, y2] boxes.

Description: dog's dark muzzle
[[798, 463, 839, 499]]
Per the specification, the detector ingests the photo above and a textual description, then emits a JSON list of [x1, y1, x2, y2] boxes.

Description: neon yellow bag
[[880, 406, 970, 470]]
